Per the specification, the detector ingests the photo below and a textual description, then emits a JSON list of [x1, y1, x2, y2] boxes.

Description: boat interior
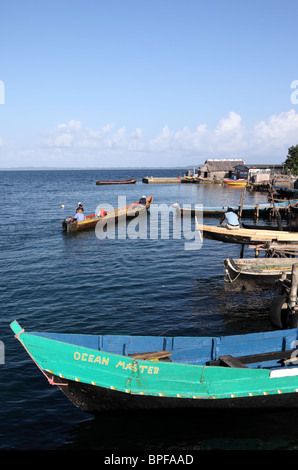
[[29, 328, 298, 371]]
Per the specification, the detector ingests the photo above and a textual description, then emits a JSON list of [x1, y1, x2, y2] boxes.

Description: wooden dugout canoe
[[95, 178, 137, 185], [273, 186, 298, 199], [195, 221, 298, 245], [242, 223, 298, 232], [177, 199, 298, 218], [223, 257, 295, 291], [62, 196, 153, 232], [11, 320, 298, 413]]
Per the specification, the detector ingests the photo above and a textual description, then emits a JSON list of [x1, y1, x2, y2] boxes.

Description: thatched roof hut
[[198, 159, 245, 179]]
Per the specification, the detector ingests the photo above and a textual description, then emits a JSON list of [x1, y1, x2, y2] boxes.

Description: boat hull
[[273, 186, 298, 199], [242, 223, 298, 232], [96, 178, 137, 185], [49, 372, 298, 413]]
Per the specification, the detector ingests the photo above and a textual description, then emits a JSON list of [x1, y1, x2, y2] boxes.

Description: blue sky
[[0, 0, 298, 168]]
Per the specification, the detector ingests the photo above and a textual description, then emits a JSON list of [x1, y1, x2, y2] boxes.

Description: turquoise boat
[[10, 321, 298, 414], [273, 186, 298, 198], [177, 199, 298, 218]]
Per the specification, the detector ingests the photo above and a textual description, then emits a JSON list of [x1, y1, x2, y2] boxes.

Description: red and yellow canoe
[[62, 196, 153, 232]]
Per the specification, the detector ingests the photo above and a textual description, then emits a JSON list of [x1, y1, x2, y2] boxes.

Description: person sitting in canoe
[[73, 207, 85, 222], [139, 195, 147, 205], [220, 208, 240, 230]]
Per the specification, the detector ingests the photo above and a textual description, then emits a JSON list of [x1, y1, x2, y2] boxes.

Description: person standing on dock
[[220, 208, 240, 230]]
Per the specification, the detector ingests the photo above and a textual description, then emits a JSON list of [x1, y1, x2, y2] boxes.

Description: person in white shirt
[[73, 207, 85, 222], [220, 208, 240, 230]]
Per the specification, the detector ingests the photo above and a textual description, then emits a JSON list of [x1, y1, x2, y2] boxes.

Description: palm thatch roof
[[199, 159, 245, 172]]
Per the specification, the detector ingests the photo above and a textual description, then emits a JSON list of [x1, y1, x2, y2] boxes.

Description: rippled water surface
[[1, 168, 298, 450]]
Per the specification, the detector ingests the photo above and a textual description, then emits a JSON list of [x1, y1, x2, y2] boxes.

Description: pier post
[[238, 186, 246, 222], [269, 186, 283, 230], [254, 204, 259, 223], [289, 264, 298, 309]]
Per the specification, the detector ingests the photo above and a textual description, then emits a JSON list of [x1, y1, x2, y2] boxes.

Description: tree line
[[284, 145, 298, 175]]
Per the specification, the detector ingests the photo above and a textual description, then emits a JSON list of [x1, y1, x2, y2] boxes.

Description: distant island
[[0, 166, 187, 171]]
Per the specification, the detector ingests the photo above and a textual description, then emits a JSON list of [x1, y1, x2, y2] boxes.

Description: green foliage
[[284, 145, 298, 175]]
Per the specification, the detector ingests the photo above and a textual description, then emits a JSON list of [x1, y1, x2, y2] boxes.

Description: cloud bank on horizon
[[1, 107, 297, 169], [11, 108, 296, 168]]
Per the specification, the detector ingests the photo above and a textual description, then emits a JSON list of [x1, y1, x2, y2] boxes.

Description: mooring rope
[[158, 313, 201, 336], [224, 268, 242, 283]]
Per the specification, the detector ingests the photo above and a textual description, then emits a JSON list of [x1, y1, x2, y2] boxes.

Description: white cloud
[[148, 125, 173, 151], [130, 128, 143, 140], [33, 109, 298, 166], [45, 120, 82, 148], [57, 120, 82, 131], [215, 111, 244, 136], [254, 109, 298, 141]]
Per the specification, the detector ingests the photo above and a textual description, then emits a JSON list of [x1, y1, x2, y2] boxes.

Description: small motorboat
[[223, 179, 247, 187], [62, 196, 153, 232]]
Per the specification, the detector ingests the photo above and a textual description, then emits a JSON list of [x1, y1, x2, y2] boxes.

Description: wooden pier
[[142, 177, 182, 184]]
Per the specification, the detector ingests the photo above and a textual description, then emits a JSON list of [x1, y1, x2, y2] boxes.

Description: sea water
[[1, 168, 298, 450]]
